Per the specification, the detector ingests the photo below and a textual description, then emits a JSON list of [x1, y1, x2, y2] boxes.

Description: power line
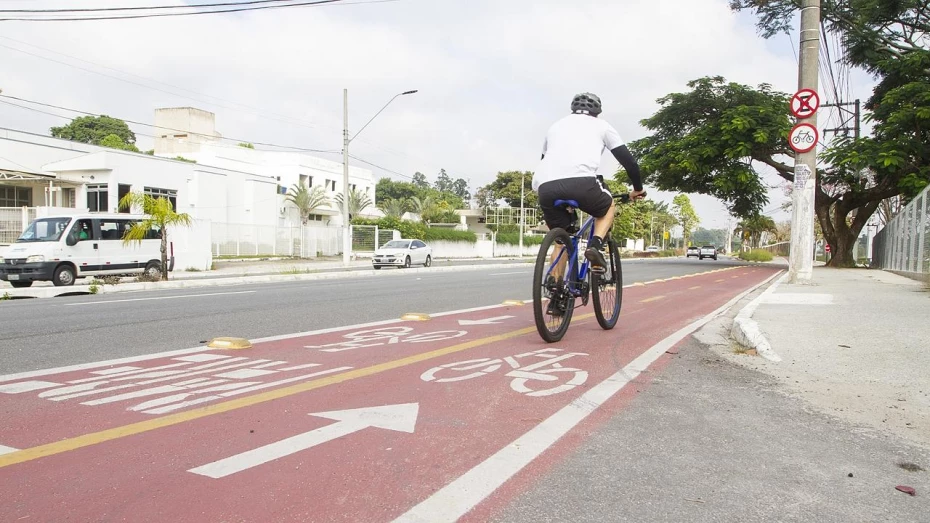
[[0, 94, 338, 154], [0, 0, 398, 22], [0, 0, 330, 14], [349, 154, 413, 180]]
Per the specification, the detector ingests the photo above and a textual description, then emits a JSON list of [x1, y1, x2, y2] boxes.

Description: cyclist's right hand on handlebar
[[630, 189, 647, 200]]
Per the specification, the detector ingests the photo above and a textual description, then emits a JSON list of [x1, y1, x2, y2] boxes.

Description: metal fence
[[871, 184, 930, 278], [211, 223, 400, 258], [0, 207, 36, 245], [759, 241, 790, 257]]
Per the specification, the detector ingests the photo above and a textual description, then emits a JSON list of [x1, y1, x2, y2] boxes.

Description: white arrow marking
[[457, 315, 514, 326], [189, 402, 419, 479]]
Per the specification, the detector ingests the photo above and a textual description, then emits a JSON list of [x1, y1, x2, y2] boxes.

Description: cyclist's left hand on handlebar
[[630, 189, 648, 200]]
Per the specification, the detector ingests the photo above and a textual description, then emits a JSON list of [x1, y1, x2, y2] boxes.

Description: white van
[[0, 213, 166, 288]]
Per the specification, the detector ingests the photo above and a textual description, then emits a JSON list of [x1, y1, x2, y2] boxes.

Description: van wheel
[[9, 281, 33, 288], [53, 265, 76, 287], [144, 261, 162, 278]]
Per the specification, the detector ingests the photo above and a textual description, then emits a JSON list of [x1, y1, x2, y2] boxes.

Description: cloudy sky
[[0, 0, 877, 230]]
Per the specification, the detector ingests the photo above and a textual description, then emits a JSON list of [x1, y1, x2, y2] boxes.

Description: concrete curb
[[730, 272, 787, 362], [1, 262, 535, 299]]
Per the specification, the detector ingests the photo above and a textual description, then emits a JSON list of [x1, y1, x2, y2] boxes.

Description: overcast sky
[[0, 0, 877, 230]]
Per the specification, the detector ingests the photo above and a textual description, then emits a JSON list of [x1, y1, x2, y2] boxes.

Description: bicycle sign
[[789, 123, 818, 153], [420, 348, 589, 397], [790, 88, 820, 119]]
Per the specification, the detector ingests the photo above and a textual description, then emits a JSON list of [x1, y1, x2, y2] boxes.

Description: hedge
[[423, 228, 477, 242], [495, 233, 544, 246], [738, 249, 774, 262]]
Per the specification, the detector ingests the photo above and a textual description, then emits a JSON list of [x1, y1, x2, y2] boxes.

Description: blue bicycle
[[532, 193, 632, 343]]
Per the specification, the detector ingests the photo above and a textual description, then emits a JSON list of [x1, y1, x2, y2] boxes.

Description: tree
[[693, 227, 728, 247], [672, 194, 700, 246], [375, 178, 419, 211], [335, 187, 373, 220], [410, 195, 435, 216], [478, 171, 538, 209], [451, 178, 470, 200], [728, 0, 930, 266], [411, 172, 430, 190], [434, 169, 454, 193], [99, 133, 140, 153], [51, 115, 137, 147], [734, 215, 777, 249], [118, 192, 193, 281], [285, 184, 330, 225], [378, 198, 408, 218], [773, 221, 792, 243], [474, 186, 496, 210]]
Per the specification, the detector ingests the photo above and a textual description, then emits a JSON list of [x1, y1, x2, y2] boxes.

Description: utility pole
[[788, 0, 821, 284], [519, 172, 525, 255], [341, 89, 418, 266], [725, 218, 733, 254], [342, 89, 351, 266]]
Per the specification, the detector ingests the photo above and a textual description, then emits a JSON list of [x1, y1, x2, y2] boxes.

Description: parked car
[[372, 239, 432, 269], [0, 213, 164, 287], [686, 246, 700, 258], [645, 245, 660, 253], [699, 245, 718, 260]]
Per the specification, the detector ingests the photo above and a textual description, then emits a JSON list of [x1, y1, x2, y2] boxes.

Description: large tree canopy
[[631, 76, 789, 218], [51, 115, 137, 147]]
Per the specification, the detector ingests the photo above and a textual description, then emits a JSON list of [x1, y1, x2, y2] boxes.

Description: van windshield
[[16, 217, 72, 243]]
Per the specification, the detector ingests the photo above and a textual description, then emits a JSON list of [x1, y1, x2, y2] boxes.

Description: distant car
[[645, 245, 660, 253], [686, 246, 700, 258], [699, 245, 718, 260], [372, 239, 432, 269]]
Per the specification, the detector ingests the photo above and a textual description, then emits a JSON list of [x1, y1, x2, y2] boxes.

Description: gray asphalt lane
[[0, 257, 753, 374]]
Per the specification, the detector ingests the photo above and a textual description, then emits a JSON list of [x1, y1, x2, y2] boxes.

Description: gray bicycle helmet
[[571, 92, 602, 116]]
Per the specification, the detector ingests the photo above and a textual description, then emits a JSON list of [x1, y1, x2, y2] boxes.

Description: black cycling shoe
[[584, 247, 609, 273], [546, 295, 566, 317]]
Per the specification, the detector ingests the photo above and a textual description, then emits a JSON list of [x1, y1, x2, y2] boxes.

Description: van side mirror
[[66, 234, 78, 247]]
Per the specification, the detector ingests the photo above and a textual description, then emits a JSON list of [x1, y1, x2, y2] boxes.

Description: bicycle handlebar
[[612, 192, 645, 204]]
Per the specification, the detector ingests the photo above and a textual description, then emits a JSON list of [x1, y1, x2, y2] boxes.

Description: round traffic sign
[[790, 88, 820, 119], [789, 123, 818, 153]]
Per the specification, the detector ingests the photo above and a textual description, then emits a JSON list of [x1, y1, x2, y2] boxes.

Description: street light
[[342, 89, 418, 265]]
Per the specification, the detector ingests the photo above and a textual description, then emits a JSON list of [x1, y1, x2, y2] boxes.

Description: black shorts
[[538, 176, 613, 231]]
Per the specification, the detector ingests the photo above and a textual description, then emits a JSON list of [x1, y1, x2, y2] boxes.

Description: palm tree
[[378, 198, 408, 218], [735, 215, 777, 249], [409, 195, 436, 222], [335, 187, 373, 220], [285, 184, 330, 225], [119, 192, 193, 281]]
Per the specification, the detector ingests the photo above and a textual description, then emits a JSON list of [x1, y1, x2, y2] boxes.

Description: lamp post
[[342, 89, 418, 266]]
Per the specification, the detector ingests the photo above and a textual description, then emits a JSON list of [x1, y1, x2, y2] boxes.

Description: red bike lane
[[0, 266, 779, 522]]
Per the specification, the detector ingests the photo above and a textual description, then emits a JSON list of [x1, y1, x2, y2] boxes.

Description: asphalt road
[[0, 257, 750, 374]]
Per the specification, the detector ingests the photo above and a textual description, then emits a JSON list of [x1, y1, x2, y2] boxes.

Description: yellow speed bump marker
[[207, 337, 253, 350], [502, 300, 525, 306], [401, 312, 431, 321]]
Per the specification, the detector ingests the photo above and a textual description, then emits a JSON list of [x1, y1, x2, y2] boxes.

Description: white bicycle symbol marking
[[305, 326, 468, 352], [420, 348, 589, 397]]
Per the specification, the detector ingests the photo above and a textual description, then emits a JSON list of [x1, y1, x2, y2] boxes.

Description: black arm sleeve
[[610, 145, 643, 191]]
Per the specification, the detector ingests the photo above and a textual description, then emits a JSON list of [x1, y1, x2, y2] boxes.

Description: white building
[[153, 107, 379, 227]]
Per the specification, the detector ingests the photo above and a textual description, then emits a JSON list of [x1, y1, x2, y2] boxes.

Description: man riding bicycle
[[533, 92, 647, 280]]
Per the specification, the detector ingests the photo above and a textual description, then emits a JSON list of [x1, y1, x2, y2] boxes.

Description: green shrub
[[738, 249, 774, 262], [495, 233, 544, 246], [424, 228, 477, 243], [352, 217, 426, 242]]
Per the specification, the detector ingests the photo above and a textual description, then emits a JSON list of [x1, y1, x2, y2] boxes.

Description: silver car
[[372, 239, 433, 269]]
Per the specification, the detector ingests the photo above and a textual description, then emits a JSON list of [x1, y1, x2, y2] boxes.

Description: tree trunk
[[160, 230, 169, 281], [816, 195, 880, 268]]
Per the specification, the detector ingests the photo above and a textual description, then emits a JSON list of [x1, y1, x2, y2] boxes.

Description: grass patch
[[1, 292, 12, 301], [134, 272, 162, 283], [738, 249, 774, 262], [185, 267, 202, 272]]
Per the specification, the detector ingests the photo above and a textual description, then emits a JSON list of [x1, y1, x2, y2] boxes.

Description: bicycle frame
[[544, 209, 598, 299]]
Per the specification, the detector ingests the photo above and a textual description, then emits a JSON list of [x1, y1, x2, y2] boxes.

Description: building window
[[0, 186, 32, 207], [87, 184, 108, 213], [144, 186, 178, 210]]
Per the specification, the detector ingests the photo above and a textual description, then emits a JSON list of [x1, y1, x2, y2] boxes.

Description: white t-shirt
[[532, 113, 626, 190]]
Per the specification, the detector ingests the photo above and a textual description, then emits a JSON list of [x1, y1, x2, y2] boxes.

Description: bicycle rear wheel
[[533, 228, 576, 343], [592, 237, 622, 330]]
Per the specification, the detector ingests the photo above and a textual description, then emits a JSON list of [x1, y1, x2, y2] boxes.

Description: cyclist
[[533, 92, 647, 286]]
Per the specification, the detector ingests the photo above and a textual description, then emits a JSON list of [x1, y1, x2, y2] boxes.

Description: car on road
[[699, 245, 718, 260], [645, 245, 660, 253], [372, 239, 432, 269], [686, 246, 700, 258]]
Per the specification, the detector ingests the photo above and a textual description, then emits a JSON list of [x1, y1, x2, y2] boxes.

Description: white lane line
[[393, 270, 784, 523], [63, 290, 257, 306], [488, 271, 529, 276], [0, 445, 19, 456]]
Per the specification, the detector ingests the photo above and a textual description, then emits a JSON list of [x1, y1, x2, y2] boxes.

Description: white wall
[[169, 219, 213, 272]]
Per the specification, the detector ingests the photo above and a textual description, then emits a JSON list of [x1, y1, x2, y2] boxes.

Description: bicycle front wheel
[[592, 237, 622, 330], [533, 228, 575, 343]]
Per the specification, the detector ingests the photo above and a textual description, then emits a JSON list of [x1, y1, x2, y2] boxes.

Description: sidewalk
[[722, 266, 930, 449]]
